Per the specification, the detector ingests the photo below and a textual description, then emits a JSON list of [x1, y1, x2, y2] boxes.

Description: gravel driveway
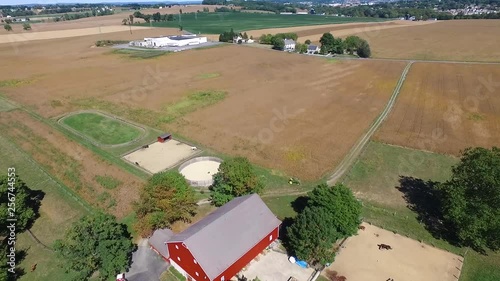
[[126, 239, 169, 281]]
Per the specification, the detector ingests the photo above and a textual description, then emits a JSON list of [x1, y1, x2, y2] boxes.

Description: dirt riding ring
[[179, 157, 223, 188]]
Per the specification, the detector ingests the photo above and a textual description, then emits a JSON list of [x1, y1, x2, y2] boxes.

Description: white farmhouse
[[284, 39, 296, 51], [306, 44, 320, 54]]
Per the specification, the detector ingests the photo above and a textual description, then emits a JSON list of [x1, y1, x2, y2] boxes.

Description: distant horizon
[[1, 0, 201, 5]]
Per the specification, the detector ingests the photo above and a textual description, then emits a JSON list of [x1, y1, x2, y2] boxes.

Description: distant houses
[[233, 35, 254, 44], [284, 39, 296, 51], [306, 44, 320, 54]]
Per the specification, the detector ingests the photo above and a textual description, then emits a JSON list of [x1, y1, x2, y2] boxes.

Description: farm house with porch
[[165, 194, 281, 281]]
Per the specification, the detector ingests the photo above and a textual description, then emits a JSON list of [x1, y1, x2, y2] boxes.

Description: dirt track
[[375, 62, 500, 155], [325, 223, 463, 281]]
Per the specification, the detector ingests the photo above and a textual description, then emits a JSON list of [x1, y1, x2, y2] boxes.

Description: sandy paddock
[[123, 139, 200, 173], [179, 159, 221, 182], [325, 223, 463, 281]]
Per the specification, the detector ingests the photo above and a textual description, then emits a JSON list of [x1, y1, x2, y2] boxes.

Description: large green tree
[[210, 157, 263, 206], [0, 175, 41, 236], [438, 147, 500, 251], [344, 35, 362, 55], [53, 212, 134, 281], [308, 183, 362, 237], [135, 171, 196, 237], [287, 206, 340, 265], [286, 183, 361, 265], [272, 37, 285, 50], [4, 24, 12, 31], [319, 32, 344, 54], [357, 39, 371, 58], [319, 32, 335, 52]]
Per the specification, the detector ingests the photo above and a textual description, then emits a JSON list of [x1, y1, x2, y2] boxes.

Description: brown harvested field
[[163, 49, 406, 180], [0, 32, 406, 180], [245, 20, 435, 43], [375, 62, 500, 155], [357, 20, 500, 62], [0, 110, 143, 218], [324, 222, 463, 281]]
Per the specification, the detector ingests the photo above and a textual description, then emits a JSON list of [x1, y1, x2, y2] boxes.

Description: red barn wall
[[214, 226, 280, 281], [167, 242, 209, 281]]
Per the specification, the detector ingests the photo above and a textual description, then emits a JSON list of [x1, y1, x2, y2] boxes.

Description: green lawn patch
[[344, 141, 458, 206], [61, 112, 143, 145], [111, 48, 168, 59], [159, 90, 226, 123], [139, 12, 387, 34], [461, 250, 500, 281], [94, 175, 122, 189], [263, 195, 299, 220], [0, 78, 35, 88], [169, 266, 185, 280]]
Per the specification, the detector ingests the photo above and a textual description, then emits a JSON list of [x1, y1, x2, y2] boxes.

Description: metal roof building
[[166, 194, 281, 281]]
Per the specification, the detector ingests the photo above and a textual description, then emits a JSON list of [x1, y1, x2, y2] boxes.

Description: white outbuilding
[[130, 34, 208, 48]]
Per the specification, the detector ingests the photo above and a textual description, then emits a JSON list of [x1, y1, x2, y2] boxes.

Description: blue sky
[[2, 0, 195, 5]]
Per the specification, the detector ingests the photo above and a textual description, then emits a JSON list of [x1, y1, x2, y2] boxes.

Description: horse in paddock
[[378, 244, 393, 250], [31, 263, 37, 272], [358, 225, 366, 231]]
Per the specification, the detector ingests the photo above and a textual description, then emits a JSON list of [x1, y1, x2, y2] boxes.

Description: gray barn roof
[[284, 39, 296, 45], [168, 194, 281, 280], [149, 228, 174, 258]]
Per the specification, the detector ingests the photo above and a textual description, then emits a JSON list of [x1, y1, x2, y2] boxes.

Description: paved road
[[326, 61, 414, 185], [126, 239, 169, 281]]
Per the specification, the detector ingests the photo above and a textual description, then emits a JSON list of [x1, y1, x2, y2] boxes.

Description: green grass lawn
[[344, 141, 458, 207], [159, 90, 226, 123], [0, 134, 90, 281], [139, 12, 387, 34], [61, 112, 143, 145]]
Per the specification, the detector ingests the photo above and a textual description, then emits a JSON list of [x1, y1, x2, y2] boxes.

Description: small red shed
[[166, 194, 281, 281], [158, 133, 172, 143]]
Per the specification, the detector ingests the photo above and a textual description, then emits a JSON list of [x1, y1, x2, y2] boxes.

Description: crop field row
[[141, 12, 387, 34]]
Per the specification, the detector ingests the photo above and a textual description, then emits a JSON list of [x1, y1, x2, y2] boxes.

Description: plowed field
[[375, 62, 500, 154]]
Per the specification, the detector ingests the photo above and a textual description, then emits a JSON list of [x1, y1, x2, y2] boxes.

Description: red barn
[[158, 133, 172, 143], [166, 194, 281, 281]]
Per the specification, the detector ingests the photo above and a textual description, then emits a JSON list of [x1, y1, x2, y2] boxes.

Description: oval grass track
[[61, 112, 142, 145]]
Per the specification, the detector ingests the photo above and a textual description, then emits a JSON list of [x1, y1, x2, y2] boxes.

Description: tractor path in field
[[262, 61, 414, 197], [326, 61, 414, 185]]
